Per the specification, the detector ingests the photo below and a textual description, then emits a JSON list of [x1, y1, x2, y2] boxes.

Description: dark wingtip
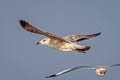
[[45, 74, 57, 78], [19, 19, 28, 28], [95, 32, 101, 36]]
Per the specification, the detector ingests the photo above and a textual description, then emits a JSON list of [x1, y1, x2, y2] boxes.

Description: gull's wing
[[109, 64, 120, 68], [63, 32, 101, 42], [19, 20, 67, 42], [45, 66, 94, 78]]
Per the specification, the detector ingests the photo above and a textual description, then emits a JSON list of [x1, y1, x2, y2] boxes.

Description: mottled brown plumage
[[19, 20, 101, 53], [63, 32, 101, 42], [19, 20, 67, 42]]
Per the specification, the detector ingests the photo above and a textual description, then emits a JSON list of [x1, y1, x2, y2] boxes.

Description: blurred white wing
[[45, 66, 94, 78], [109, 64, 120, 68]]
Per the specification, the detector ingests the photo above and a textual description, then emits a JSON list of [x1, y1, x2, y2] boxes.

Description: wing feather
[[45, 66, 93, 78], [109, 64, 120, 67], [64, 32, 101, 42], [19, 20, 67, 42]]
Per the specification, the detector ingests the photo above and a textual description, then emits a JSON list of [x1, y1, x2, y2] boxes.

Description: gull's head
[[95, 67, 107, 77], [36, 38, 50, 45]]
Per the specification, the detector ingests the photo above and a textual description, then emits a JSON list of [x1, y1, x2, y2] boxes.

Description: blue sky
[[0, 0, 120, 80]]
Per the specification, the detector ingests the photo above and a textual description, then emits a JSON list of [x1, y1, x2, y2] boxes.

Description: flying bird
[[19, 20, 101, 53], [45, 64, 120, 78]]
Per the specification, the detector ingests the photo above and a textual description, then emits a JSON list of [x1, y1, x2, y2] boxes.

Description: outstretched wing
[[45, 66, 93, 78], [109, 64, 120, 68], [19, 20, 67, 42], [63, 32, 101, 42]]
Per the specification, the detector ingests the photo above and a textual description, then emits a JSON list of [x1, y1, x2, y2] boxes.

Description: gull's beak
[[36, 42, 40, 45]]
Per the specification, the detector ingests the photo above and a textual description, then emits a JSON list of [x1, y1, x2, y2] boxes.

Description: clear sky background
[[0, 0, 120, 80]]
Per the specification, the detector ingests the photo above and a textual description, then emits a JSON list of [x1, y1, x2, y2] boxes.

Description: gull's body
[[46, 64, 120, 78], [19, 20, 101, 53], [95, 67, 107, 76], [40, 38, 88, 52]]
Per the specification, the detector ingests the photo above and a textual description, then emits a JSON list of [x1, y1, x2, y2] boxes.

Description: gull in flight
[[19, 20, 101, 53], [45, 64, 120, 78]]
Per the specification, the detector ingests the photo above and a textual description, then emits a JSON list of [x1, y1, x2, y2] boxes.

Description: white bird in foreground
[[19, 20, 101, 53], [46, 64, 120, 78]]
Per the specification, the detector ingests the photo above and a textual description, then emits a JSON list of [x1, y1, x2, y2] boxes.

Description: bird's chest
[[48, 40, 73, 51], [58, 43, 73, 51]]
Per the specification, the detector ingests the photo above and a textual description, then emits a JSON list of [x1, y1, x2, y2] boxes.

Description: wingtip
[[96, 32, 101, 36], [45, 74, 57, 78], [19, 19, 28, 28], [19, 19, 25, 23]]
